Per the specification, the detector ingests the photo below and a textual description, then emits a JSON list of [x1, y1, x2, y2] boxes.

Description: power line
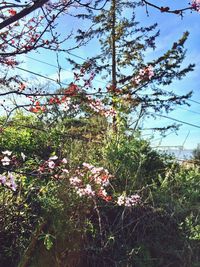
[[25, 54, 108, 86], [16, 66, 69, 87], [26, 55, 63, 69], [177, 106, 200, 116], [146, 130, 174, 144], [63, 52, 200, 106], [16, 66, 200, 126], [14, 66, 107, 96], [149, 112, 200, 129], [10, 29, 109, 86], [67, 51, 88, 62]]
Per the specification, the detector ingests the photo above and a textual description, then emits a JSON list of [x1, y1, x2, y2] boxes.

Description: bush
[[0, 113, 199, 267]]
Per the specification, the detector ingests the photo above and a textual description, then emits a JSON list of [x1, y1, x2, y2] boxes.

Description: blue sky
[[17, 0, 200, 150]]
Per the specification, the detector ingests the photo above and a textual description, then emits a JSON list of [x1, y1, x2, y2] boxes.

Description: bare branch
[[0, 0, 49, 30]]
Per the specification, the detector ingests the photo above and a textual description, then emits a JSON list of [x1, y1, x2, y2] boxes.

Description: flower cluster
[[1, 150, 12, 166], [133, 65, 154, 85], [69, 163, 112, 201], [29, 84, 80, 114], [0, 149, 141, 206], [59, 98, 71, 111], [38, 155, 69, 178], [3, 58, 17, 67], [0, 172, 17, 191], [8, 9, 17, 16], [29, 101, 46, 113], [0, 150, 28, 191], [192, 0, 200, 12], [69, 163, 141, 206], [117, 194, 141, 207], [87, 96, 117, 118]]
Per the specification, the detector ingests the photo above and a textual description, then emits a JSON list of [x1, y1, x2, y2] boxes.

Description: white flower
[[129, 194, 141, 205], [117, 195, 125, 206], [84, 184, 95, 197], [21, 152, 26, 161], [2, 150, 12, 156], [48, 160, 55, 169], [49, 155, 58, 161], [90, 167, 103, 174], [1, 156, 11, 166]]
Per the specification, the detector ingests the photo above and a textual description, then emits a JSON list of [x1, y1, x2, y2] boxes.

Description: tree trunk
[[111, 0, 118, 132], [18, 221, 47, 267]]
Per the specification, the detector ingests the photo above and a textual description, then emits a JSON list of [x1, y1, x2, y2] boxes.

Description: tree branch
[[0, 0, 49, 30]]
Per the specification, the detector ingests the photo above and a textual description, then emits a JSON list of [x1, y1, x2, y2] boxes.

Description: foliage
[[0, 113, 199, 267], [192, 144, 200, 163]]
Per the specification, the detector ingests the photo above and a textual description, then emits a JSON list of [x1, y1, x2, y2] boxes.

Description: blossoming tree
[[0, 1, 200, 265]]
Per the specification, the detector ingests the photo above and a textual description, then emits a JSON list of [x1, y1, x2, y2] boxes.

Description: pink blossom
[[70, 163, 113, 201], [84, 184, 95, 196], [146, 65, 154, 79], [1, 172, 17, 191], [133, 65, 154, 85], [82, 162, 94, 169], [90, 167, 104, 174], [76, 184, 95, 198], [8, 172, 17, 191], [192, 0, 200, 12], [60, 98, 71, 111], [48, 160, 55, 169], [87, 96, 116, 118], [62, 158, 68, 164], [117, 194, 141, 207], [69, 176, 81, 186], [62, 168, 69, 174], [0, 175, 6, 185], [139, 69, 145, 76]]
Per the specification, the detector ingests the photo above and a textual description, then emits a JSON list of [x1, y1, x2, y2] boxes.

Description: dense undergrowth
[[0, 112, 199, 267]]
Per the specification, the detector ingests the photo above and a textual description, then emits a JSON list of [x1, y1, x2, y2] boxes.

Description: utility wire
[[149, 112, 200, 129], [25, 55, 108, 85], [146, 130, 175, 145], [177, 106, 200, 116], [67, 51, 88, 62], [16, 66, 69, 86]]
